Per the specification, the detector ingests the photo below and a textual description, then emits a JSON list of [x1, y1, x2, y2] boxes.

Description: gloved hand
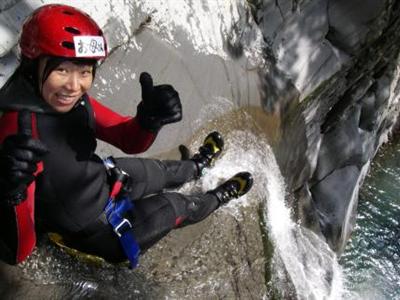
[[136, 72, 182, 132], [0, 110, 49, 206]]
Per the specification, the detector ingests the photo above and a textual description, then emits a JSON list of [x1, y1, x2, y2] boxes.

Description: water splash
[[257, 139, 347, 299]]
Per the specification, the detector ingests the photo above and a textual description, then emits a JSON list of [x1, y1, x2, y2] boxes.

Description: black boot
[[191, 131, 224, 177], [208, 172, 254, 207]]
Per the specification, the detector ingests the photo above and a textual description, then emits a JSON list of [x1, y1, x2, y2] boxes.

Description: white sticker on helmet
[[73, 36, 105, 57]]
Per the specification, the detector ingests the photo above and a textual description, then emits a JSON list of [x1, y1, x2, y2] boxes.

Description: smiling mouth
[[56, 94, 79, 104]]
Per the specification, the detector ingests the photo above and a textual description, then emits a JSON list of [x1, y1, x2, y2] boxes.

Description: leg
[[114, 131, 225, 199], [66, 191, 219, 262], [115, 157, 198, 199], [67, 172, 254, 262], [131, 191, 219, 251], [131, 171, 254, 251]]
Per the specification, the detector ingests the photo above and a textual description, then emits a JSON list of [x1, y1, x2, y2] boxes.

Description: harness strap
[[104, 196, 140, 268], [103, 157, 140, 268]]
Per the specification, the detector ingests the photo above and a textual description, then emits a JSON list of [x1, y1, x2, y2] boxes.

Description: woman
[[0, 4, 253, 267]]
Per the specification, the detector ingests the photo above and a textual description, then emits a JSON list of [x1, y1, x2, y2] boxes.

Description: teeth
[[57, 94, 76, 102]]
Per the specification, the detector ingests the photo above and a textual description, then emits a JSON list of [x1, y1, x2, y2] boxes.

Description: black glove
[[136, 72, 182, 132], [0, 110, 49, 206]]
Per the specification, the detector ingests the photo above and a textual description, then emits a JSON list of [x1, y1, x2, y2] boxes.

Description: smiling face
[[39, 59, 94, 113]]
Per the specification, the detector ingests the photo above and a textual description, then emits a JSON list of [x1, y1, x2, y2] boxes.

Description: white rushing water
[[237, 134, 347, 299], [253, 139, 347, 299]]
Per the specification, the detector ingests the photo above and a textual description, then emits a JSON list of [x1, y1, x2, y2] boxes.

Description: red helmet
[[20, 4, 107, 60]]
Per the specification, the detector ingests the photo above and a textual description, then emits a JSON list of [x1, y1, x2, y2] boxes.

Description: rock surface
[[258, 0, 400, 253]]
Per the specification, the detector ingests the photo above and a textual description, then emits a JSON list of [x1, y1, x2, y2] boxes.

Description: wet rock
[[253, 0, 350, 99], [313, 105, 363, 183], [268, 0, 400, 253], [310, 165, 361, 253], [139, 202, 267, 299], [326, 0, 386, 54]]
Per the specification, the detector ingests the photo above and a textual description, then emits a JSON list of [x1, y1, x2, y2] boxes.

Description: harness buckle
[[113, 218, 132, 237]]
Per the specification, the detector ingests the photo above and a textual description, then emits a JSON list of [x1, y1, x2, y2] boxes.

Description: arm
[[90, 72, 182, 153], [90, 97, 157, 154], [0, 111, 42, 264], [0, 185, 36, 265]]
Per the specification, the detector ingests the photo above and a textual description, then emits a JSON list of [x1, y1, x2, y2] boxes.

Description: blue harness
[[103, 157, 140, 268]]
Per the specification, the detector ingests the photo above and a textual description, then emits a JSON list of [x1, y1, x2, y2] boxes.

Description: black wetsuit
[[0, 74, 219, 264]]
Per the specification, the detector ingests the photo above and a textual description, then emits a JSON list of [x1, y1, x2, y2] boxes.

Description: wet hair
[[6, 55, 38, 87]]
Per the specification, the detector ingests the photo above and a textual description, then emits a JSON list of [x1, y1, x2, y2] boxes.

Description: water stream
[[257, 142, 346, 299]]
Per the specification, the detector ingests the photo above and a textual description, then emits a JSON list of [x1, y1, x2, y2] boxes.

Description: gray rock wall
[[251, 0, 400, 252]]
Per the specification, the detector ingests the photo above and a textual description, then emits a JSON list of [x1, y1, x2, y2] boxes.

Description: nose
[[64, 72, 80, 92]]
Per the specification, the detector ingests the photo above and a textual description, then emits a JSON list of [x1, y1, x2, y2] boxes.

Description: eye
[[55, 67, 68, 74], [84, 69, 92, 74], [81, 68, 93, 77]]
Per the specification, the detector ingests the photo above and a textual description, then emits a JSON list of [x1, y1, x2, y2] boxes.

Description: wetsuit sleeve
[[0, 112, 37, 264], [89, 98, 157, 154]]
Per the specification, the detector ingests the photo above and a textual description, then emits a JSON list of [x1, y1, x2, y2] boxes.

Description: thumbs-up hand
[[0, 110, 49, 205], [136, 72, 182, 132]]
